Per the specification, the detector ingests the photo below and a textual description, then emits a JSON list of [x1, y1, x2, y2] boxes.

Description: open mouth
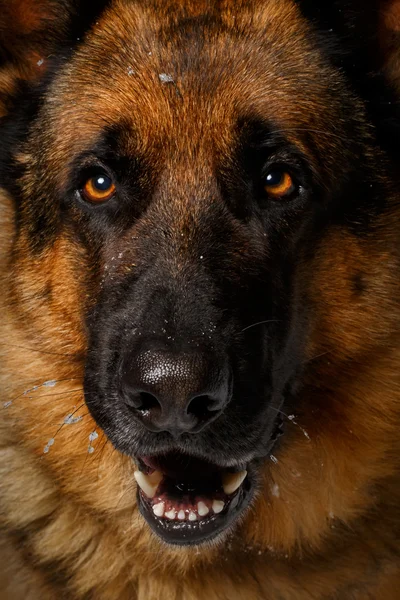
[[134, 452, 253, 545], [133, 416, 284, 545]]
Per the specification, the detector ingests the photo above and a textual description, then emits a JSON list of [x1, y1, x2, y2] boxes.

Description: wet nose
[[121, 348, 231, 436]]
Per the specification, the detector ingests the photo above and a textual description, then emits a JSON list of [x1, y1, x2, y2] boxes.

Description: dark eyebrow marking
[[65, 122, 143, 186]]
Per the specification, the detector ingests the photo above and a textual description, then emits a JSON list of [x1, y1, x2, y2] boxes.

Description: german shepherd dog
[[1, 1, 400, 598]]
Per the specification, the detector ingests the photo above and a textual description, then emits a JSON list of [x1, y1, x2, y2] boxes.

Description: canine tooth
[[212, 500, 225, 514], [177, 510, 186, 520], [222, 470, 247, 495], [197, 502, 209, 517], [188, 511, 197, 521], [152, 502, 165, 517], [165, 509, 176, 520], [134, 470, 163, 498]]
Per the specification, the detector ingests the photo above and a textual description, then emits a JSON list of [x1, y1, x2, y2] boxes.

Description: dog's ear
[[299, 1, 400, 83], [0, 1, 77, 80], [380, 0, 400, 92], [0, 1, 109, 81]]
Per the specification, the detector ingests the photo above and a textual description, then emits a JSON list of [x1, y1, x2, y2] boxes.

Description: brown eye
[[82, 174, 116, 202], [264, 170, 296, 199]]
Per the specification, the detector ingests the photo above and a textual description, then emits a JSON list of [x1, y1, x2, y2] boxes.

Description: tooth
[[152, 502, 165, 517], [188, 511, 197, 521], [165, 509, 176, 520], [197, 501, 209, 517], [177, 510, 186, 520], [212, 500, 224, 514], [222, 470, 247, 495], [134, 470, 163, 498]]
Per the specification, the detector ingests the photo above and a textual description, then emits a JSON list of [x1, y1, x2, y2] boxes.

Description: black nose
[[121, 348, 231, 436]]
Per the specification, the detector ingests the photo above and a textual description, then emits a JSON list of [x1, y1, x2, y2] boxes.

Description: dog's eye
[[82, 174, 116, 203], [263, 170, 296, 199]]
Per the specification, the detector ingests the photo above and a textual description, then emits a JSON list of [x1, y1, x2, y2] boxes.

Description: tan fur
[[381, 0, 400, 91], [1, 1, 400, 598]]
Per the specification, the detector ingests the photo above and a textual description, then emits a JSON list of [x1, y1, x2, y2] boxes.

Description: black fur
[[297, 0, 400, 160]]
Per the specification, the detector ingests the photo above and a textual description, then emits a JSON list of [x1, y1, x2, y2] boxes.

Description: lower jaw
[[138, 477, 254, 546]]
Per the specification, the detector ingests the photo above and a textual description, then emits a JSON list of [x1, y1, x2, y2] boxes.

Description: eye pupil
[[94, 176, 111, 191], [266, 172, 284, 186]]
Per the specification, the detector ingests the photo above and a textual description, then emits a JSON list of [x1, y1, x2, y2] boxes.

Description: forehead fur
[[30, 0, 361, 186]]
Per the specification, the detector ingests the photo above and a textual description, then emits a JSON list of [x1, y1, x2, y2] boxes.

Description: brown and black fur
[[1, 1, 400, 598]]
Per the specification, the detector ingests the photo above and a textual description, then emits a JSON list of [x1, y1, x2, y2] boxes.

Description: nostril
[[125, 391, 161, 413], [187, 394, 222, 422], [138, 392, 161, 412]]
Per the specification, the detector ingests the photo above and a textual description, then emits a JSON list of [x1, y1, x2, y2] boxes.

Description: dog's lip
[[138, 475, 252, 545], [135, 455, 253, 546], [133, 415, 284, 545]]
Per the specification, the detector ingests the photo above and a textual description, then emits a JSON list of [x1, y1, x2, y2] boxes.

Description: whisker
[[52, 404, 86, 437], [3, 379, 82, 408], [78, 429, 103, 478], [6, 377, 80, 387], [269, 406, 311, 441], [0, 342, 79, 357], [34, 388, 84, 398], [271, 349, 332, 375], [43, 403, 88, 454], [95, 438, 111, 480], [240, 320, 280, 334], [3, 387, 102, 409], [304, 350, 332, 364]]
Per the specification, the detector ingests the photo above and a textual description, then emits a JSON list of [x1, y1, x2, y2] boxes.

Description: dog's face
[[1, 0, 400, 557]]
